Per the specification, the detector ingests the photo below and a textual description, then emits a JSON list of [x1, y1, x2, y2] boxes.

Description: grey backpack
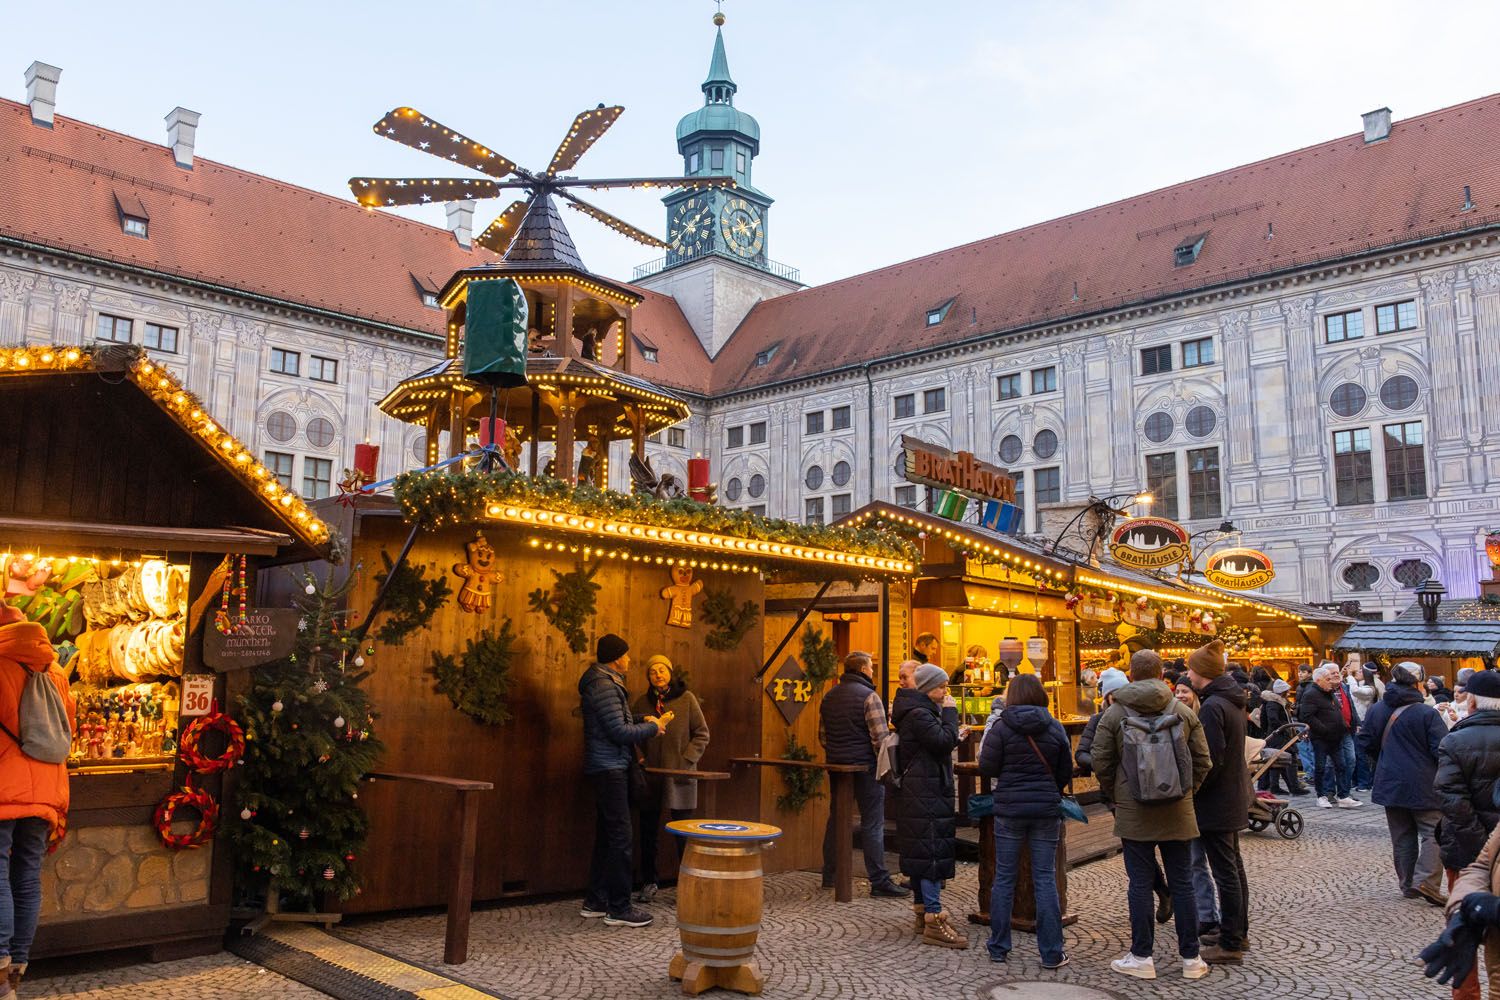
[[0, 666, 72, 764], [1120, 705, 1192, 803]]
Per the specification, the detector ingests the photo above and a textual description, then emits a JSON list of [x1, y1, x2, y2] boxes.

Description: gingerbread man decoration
[[453, 532, 504, 613], [660, 564, 703, 629]]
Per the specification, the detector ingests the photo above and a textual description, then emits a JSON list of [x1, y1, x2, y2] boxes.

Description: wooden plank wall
[[343, 519, 767, 913]]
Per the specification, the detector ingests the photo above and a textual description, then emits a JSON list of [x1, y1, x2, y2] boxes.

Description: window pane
[[805, 465, 824, 490], [894, 394, 915, 418], [1033, 468, 1059, 532], [895, 485, 917, 507], [1330, 382, 1367, 417], [749, 422, 766, 444], [997, 374, 1021, 400], [264, 451, 294, 489], [1342, 562, 1379, 591], [1384, 421, 1426, 500], [998, 435, 1022, 464], [727, 427, 743, 448], [303, 458, 333, 500], [923, 388, 945, 413], [1033, 429, 1058, 459], [725, 477, 742, 501], [1379, 375, 1418, 411], [1397, 300, 1417, 329], [748, 473, 765, 498], [832, 461, 851, 487], [1394, 559, 1433, 588], [1376, 304, 1395, 334], [1185, 406, 1216, 438], [804, 497, 824, 525], [805, 411, 824, 434], [307, 417, 335, 448], [1140, 345, 1172, 376], [1143, 412, 1173, 443], [1325, 310, 1364, 343], [1182, 337, 1214, 368], [265, 411, 297, 443], [1187, 447, 1221, 519], [667, 427, 685, 448], [1031, 367, 1056, 393], [831, 406, 851, 430], [1145, 452, 1178, 520], [711, 148, 724, 170], [1333, 428, 1373, 506], [832, 494, 851, 517]]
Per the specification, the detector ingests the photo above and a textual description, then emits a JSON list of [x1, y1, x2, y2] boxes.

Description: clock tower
[[635, 12, 801, 357]]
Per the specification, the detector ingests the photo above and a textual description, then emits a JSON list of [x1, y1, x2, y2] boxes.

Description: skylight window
[[1174, 234, 1207, 267]]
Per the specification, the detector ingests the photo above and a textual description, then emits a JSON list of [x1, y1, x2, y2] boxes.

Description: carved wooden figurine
[[453, 532, 504, 613], [661, 564, 703, 629]]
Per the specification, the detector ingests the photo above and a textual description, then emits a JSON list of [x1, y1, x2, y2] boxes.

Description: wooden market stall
[[1334, 580, 1498, 683], [0, 343, 329, 960]]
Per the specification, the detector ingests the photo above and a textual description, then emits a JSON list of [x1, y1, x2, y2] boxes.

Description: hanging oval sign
[[1109, 517, 1191, 570], [1205, 547, 1275, 590]]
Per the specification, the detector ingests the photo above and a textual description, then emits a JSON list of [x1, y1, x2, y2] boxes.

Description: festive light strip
[[526, 537, 758, 574], [490, 503, 913, 574], [843, 507, 1067, 580], [1175, 580, 1302, 620], [1082, 646, 1315, 658], [1075, 572, 1223, 610], [442, 273, 641, 309]]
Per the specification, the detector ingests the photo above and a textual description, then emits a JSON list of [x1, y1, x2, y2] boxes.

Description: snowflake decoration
[[298, 619, 308, 632], [312, 678, 329, 694]]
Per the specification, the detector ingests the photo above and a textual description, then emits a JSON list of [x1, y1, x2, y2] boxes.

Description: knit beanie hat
[[1099, 667, 1128, 699], [596, 633, 629, 664], [913, 663, 950, 694], [1466, 670, 1500, 699], [644, 653, 673, 676], [1272, 679, 1291, 695], [1187, 640, 1226, 680], [1393, 660, 1425, 685]]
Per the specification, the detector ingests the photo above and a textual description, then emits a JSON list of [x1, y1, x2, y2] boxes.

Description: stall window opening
[[1333, 428, 1373, 506], [303, 457, 333, 500], [95, 314, 132, 344], [270, 348, 300, 377], [1187, 447, 1221, 520], [143, 322, 178, 353], [265, 451, 294, 489]]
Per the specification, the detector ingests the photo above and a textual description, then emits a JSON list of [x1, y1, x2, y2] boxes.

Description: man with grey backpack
[[1091, 649, 1211, 982], [0, 604, 74, 999]]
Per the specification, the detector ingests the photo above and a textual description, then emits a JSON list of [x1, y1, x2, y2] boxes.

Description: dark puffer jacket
[[891, 687, 959, 881], [578, 663, 658, 774], [1297, 682, 1355, 750], [1357, 681, 1446, 811], [1074, 709, 1103, 776], [1195, 675, 1250, 832], [819, 671, 881, 768], [1436, 709, 1500, 869], [1258, 691, 1293, 748], [977, 704, 1072, 819]]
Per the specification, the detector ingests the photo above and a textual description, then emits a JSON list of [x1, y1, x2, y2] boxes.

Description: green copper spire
[[703, 25, 736, 105]]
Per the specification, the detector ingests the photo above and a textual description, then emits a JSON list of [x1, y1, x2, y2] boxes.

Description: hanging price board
[[181, 675, 215, 718]]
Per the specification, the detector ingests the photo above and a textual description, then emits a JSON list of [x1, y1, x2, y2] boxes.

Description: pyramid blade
[[546, 105, 623, 176], [558, 191, 666, 249], [475, 199, 532, 255], [372, 107, 520, 179], [349, 177, 500, 208]]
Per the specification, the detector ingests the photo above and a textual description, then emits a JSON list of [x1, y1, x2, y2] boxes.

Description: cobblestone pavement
[[28, 952, 325, 999], [339, 803, 1449, 1000]]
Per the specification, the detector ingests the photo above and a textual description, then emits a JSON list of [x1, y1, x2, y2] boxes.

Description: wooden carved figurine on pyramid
[[453, 532, 504, 613], [661, 565, 704, 629]]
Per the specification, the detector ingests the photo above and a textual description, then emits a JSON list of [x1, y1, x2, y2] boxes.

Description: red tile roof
[[0, 97, 485, 337], [623, 287, 713, 395], [711, 93, 1500, 394]]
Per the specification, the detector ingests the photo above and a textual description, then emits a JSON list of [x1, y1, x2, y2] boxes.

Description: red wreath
[[154, 786, 219, 849], [179, 711, 246, 774]]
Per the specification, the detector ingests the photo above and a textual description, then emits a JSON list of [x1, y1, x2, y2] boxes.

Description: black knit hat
[[597, 633, 629, 664], [1467, 670, 1500, 699]]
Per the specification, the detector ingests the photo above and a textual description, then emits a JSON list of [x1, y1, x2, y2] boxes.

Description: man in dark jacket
[[818, 651, 906, 897], [578, 634, 664, 927], [1358, 661, 1449, 907], [1299, 663, 1362, 809], [1187, 640, 1251, 965]]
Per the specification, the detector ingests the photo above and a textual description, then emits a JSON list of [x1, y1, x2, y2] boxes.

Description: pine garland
[[528, 561, 601, 654], [371, 550, 452, 646], [801, 626, 839, 689], [231, 570, 384, 910], [701, 588, 759, 651], [432, 621, 517, 725], [391, 469, 918, 566], [775, 732, 824, 813]]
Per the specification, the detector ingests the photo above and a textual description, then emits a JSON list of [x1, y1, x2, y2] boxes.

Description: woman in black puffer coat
[[892, 664, 965, 949]]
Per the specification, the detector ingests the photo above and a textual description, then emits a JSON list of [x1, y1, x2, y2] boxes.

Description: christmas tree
[[230, 569, 383, 910]]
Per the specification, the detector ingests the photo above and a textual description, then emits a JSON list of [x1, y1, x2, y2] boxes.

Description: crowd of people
[[575, 627, 1500, 992]]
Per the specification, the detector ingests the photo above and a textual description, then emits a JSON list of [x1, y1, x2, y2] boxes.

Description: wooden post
[[446, 787, 482, 964], [830, 770, 853, 903], [447, 391, 467, 459], [529, 391, 541, 476], [555, 392, 578, 486], [556, 284, 575, 359]]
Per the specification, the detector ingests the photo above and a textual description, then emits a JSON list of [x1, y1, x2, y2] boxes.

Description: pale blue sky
[[4, 1, 1498, 286]]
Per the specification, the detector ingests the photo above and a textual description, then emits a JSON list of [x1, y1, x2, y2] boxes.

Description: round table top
[[667, 819, 782, 842]]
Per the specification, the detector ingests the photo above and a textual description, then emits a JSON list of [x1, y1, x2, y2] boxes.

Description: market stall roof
[[0, 343, 330, 558], [836, 502, 1073, 582], [1335, 599, 1500, 658]]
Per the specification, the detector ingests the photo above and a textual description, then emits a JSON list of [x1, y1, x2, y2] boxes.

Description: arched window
[[1342, 562, 1379, 591], [1393, 559, 1433, 589]]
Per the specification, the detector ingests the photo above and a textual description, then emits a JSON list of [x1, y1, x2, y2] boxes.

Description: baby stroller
[[1245, 722, 1308, 840]]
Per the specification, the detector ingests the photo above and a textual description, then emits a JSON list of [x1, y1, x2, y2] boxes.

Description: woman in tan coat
[[631, 655, 709, 902]]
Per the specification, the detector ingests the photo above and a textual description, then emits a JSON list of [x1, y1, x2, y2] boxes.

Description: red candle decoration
[[353, 443, 379, 479], [478, 418, 506, 449], [688, 454, 710, 502]]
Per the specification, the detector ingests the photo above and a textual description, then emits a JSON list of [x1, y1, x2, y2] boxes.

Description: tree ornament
[[365, 646, 375, 656], [323, 866, 335, 881], [240, 807, 254, 821], [354, 656, 366, 668], [334, 716, 346, 729], [298, 828, 309, 840], [305, 582, 317, 596], [660, 565, 704, 628], [271, 700, 284, 713], [453, 531, 504, 613]]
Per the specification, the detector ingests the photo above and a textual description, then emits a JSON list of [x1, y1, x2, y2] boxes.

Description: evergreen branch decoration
[[527, 561, 601, 654], [801, 626, 839, 689], [432, 621, 517, 726], [775, 732, 824, 813], [701, 588, 759, 651], [372, 550, 452, 646]]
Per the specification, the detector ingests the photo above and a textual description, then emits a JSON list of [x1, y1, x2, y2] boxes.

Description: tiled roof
[[0, 97, 486, 337], [1335, 621, 1500, 657], [623, 288, 713, 395], [1396, 599, 1500, 624], [710, 93, 1500, 394]]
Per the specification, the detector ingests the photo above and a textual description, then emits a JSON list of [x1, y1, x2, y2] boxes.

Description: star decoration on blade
[[348, 104, 739, 255]]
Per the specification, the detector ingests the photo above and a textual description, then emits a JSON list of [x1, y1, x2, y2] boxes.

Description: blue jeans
[[1297, 738, 1315, 781], [0, 818, 47, 965], [988, 816, 1064, 965], [1313, 741, 1352, 800], [1353, 738, 1374, 789], [915, 877, 943, 914], [822, 771, 891, 886], [1189, 839, 1219, 928], [1123, 839, 1198, 959]]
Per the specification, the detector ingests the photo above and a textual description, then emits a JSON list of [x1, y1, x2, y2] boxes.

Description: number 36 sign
[[181, 675, 216, 718]]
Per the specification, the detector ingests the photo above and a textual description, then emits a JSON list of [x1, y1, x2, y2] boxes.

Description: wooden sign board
[[1162, 611, 1189, 632], [1205, 548, 1275, 590], [1121, 604, 1157, 629], [1109, 517, 1190, 571], [1076, 598, 1116, 623], [765, 656, 812, 726], [900, 435, 1016, 503], [203, 608, 301, 672]]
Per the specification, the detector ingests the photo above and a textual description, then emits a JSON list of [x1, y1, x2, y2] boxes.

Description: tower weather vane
[[348, 104, 735, 256]]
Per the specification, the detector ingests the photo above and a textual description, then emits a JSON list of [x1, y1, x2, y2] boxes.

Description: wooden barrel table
[[666, 820, 782, 996]]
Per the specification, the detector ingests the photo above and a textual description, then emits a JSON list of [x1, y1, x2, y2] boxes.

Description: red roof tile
[[0, 97, 487, 336], [712, 93, 1500, 394], [624, 287, 713, 395]]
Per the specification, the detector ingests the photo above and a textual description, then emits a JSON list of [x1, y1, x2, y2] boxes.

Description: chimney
[[1362, 107, 1392, 144], [446, 200, 475, 248], [165, 107, 201, 169], [23, 61, 61, 127]]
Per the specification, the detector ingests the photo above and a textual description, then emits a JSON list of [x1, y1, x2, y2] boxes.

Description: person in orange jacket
[[0, 604, 74, 998]]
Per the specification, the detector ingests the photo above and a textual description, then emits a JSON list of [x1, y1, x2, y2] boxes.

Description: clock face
[[669, 197, 713, 258], [719, 198, 765, 258]]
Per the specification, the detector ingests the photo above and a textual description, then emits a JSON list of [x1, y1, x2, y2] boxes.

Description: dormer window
[[924, 298, 955, 327], [421, 291, 440, 309], [123, 216, 148, 238], [114, 190, 150, 239], [754, 344, 778, 367], [1174, 233, 1207, 267], [642, 347, 659, 363], [411, 272, 443, 310]]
